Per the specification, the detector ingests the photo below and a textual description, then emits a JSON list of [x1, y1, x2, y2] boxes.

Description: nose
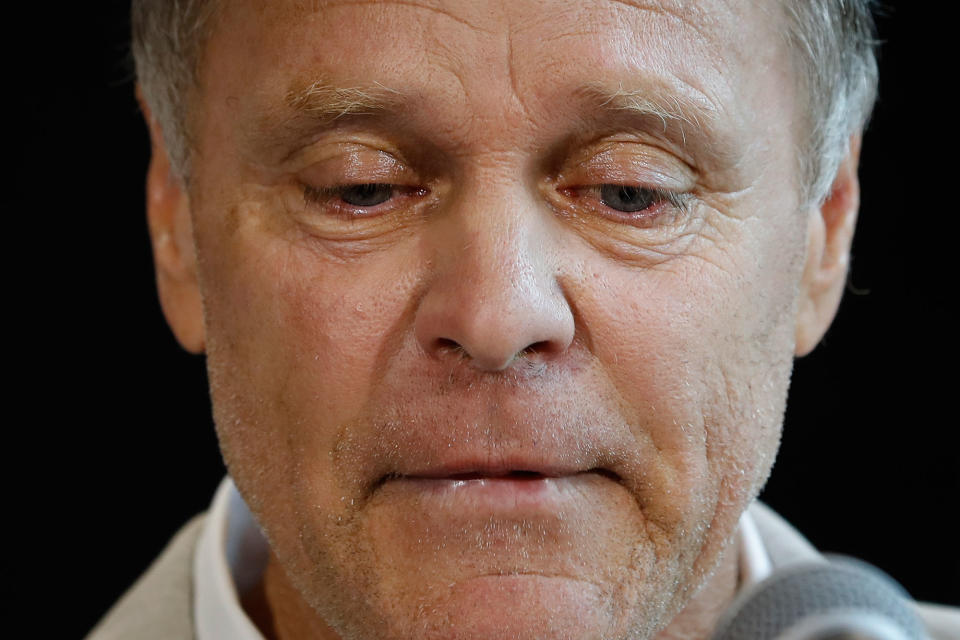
[[414, 194, 575, 372]]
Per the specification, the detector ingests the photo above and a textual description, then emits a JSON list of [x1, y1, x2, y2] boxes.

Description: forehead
[[197, 0, 794, 167]]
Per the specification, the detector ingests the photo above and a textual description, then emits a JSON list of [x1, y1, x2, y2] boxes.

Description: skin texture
[[143, 0, 860, 638]]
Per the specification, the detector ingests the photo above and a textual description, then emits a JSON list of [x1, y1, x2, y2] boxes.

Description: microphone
[[711, 557, 929, 640]]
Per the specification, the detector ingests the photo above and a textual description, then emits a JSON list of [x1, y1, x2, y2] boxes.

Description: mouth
[[373, 465, 623, 513], [445, 469, 556, 481], [379, 462, 621, 484]]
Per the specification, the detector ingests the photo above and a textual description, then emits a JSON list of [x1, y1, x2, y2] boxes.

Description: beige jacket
[[87, 504, 958, 639]]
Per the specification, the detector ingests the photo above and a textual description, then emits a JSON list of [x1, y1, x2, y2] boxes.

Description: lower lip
[[382, 473, 601, 513]]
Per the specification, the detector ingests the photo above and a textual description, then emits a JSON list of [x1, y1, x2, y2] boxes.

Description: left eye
[[338, 183, 394, 207], [598, 185, 657, 213]]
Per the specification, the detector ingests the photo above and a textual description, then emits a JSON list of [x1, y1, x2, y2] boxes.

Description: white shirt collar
[[194, 477, 772, 639], [194, 477, 268, 640], [738, 501, 773, 588]]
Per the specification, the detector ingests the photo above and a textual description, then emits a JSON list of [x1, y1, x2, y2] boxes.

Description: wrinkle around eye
[[548, 197, 707, 268], [580, 226, 704, 270], [282, 177, 432, 246]]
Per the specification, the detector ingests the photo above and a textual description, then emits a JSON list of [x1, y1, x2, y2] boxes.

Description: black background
[[9, 2, 957, 637]]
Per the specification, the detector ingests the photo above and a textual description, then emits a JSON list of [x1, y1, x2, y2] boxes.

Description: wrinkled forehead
[[195, 0, 796, 162]]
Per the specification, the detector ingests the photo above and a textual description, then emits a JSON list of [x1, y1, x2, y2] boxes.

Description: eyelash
[[300, 182, 690, 224], [302, 183, 426, 215], [559, 184, 691, 228], [581, 184, 689, 211]]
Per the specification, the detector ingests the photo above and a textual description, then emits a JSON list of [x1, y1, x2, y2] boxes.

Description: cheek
[[195, 203, 424, 509], [571, 225, 802, 540]]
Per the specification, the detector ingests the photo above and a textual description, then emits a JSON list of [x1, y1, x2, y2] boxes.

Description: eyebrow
[[248, 78, 734, 170], [283, 80, 403, 123], [572, 81, 733, 166], [243, 80, 405, 163], [580, 82, 716, 140], [278, 79, 718, 140]]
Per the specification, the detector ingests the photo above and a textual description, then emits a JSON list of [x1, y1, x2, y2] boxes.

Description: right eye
[[302, 183, 427, 217]]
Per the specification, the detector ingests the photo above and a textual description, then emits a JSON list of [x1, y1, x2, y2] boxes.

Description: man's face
[[174, 0, 816, 637]]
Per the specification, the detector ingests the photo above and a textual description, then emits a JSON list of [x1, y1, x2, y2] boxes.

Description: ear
[[140, 91, 206, 354], [794, 135, 861, 356]]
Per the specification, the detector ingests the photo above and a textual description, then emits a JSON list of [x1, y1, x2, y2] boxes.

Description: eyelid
[[580, 184, 690, 209], [564, 184, 691, 221], [296, 144, 415, 187], [557, 141, 697, 192]]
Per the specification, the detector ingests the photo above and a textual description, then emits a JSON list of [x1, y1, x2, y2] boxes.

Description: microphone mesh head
[[710, 559, 928, 640]]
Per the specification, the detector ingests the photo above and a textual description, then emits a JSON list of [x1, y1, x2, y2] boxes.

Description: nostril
[[521, 340, 552, 356], [518, 341, 558, 367], [429, 337, 559, 372], [435, 338, 465, 356]]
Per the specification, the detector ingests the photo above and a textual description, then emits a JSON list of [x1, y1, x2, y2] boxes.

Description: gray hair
[[131, 0, 220, 177], [131, 0, 878, 203], [784, 0, 879, 206]]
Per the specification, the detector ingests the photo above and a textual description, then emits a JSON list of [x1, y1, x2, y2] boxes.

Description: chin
[[424, 575, 624, 640], [345, 574, 665, 640]]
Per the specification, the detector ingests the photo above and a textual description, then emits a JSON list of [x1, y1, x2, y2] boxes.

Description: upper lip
[[345, 391, 637, 497]]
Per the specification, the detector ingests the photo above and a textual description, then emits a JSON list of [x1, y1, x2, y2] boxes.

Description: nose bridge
[[414, 181, 575, 371]]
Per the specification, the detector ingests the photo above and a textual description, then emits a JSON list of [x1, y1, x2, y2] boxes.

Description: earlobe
[[141, 95, 206, 354], [794, 135, 862, 356]]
